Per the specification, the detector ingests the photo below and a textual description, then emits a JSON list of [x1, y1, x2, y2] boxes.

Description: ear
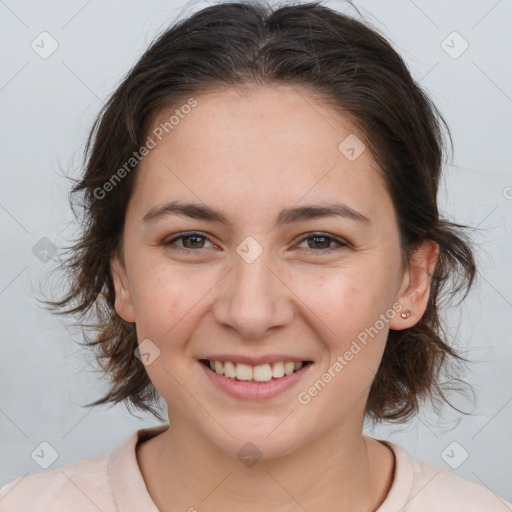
[[110, 255, 136, 323], [389, 240, 440, 330]]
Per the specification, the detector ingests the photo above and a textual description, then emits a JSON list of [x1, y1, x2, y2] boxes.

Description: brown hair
[[44, 0, 476, 423]]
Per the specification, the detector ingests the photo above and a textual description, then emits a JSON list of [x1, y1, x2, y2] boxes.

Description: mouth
[[198, 357, 314, 400], [199, 358, 313, 383]]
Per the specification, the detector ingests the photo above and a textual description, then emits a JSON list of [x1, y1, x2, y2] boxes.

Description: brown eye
[[163, 232, 213, 251], [296, 233, 348, 253], [307, 235, 331, 249]]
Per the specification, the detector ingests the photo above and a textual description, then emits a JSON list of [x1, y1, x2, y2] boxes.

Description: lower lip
[[198, 360, 313, 400]]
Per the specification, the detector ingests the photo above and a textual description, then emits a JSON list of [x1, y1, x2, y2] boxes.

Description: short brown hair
[[45, 0, 476, 423]]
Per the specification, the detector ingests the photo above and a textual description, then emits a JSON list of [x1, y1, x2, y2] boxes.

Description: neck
[[137, 415, 394, 512]]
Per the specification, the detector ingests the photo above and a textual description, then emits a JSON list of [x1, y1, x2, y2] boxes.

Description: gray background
[[1, 0, 511, 503]]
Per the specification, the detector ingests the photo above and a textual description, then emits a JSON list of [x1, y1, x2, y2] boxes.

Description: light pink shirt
[[1, 425, 510, 511]]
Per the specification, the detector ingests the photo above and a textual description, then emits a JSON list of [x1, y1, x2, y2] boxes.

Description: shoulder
[[0, 425, 167, 512], [381, 439, 512, 512], [410, 457, 510, 510], [0, 447, 116, 512]]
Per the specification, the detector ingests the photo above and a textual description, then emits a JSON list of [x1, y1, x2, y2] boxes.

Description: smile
[[198, 359, 314, 400], [201, 359, 309, 382]]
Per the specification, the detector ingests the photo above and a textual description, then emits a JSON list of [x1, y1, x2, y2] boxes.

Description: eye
[[162, 232, 215, 251], [295, 232, 349, 254], [162, 231, 349, 255]]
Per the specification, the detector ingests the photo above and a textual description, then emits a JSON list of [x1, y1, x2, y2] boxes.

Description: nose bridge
[[214, 238, 293, 338]]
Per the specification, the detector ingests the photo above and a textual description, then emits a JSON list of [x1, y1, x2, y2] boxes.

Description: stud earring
[[400, 310, 412, 319]]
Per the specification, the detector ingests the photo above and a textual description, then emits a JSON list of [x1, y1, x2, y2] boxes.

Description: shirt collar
[[109, 424, 169, 511], [374, 438, 414, 511], [108, 426, 412, 511]]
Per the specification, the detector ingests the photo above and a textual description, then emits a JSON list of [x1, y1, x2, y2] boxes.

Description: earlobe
[[389, 241, 440, 331], [110, 255, 136, 323]]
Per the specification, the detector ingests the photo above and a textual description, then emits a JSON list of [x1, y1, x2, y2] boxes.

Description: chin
[[204, 420, 304, 463]]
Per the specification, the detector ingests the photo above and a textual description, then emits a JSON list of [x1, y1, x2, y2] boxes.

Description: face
[[111, 85, 436, 459]]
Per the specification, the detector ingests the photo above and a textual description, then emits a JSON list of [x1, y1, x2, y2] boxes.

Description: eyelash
[[162, 231, 349, 255]]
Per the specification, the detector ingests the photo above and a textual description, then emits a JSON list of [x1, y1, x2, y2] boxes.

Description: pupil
[[185, 235, 203, 248], [311, 236, 328, 249]]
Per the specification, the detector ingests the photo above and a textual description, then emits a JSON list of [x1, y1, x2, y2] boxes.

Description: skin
[[111, 85, 439, 511]]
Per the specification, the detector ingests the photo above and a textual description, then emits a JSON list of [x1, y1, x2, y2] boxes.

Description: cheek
[[289, 261, 395, 389], [295, 271, 391, 414], [127, 259, 211, 340], [291, 263, 390, 334], [128, 264, 210, 399]]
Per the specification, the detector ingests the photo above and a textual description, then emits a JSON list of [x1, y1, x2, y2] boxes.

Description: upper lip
[[199, 354, 312, 366]]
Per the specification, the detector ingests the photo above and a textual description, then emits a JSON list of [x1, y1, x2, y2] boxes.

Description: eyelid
[[163, 231, 350, 254], [294, 232, 349, 252], [163, 231, 217, 249]]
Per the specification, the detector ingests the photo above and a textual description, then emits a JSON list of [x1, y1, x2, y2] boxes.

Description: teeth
[[206, 360, 305, 381], [214, 360, 224, 375], [253, 364, 272, 382], [224, 361, 236, 379], [235, 363, 253, 381], [272, 362, 285, 378], [284, 362, 295, 376]]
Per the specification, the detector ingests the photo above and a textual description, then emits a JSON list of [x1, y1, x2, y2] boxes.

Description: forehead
[[133, 85, 391, 224]]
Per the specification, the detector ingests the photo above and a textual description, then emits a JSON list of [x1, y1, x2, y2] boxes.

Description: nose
[[212, 247, 294, 339]]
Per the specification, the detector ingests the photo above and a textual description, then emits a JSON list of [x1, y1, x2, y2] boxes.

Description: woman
[[1, 1, 510, 510]]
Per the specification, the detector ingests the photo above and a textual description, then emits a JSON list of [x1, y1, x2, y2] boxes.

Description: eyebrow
[[142, 201, 370, 226]]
